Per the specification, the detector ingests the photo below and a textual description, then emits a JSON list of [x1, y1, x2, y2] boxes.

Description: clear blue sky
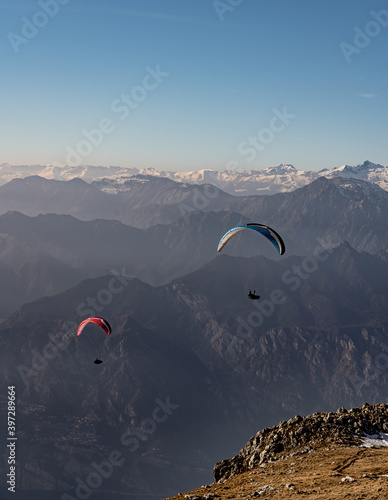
[[1, 0, 387, 171]]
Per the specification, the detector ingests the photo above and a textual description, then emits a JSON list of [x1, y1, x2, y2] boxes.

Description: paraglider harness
[[248, 290, 260, 300]]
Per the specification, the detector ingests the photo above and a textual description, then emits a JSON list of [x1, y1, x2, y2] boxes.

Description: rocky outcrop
[[214, 402, 388, 482]]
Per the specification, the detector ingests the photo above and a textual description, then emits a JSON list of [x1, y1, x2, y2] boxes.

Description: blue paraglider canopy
[[217, 223, 285, 255]]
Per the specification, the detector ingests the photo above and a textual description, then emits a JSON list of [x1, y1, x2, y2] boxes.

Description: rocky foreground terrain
[[166, 403, 388, 499]]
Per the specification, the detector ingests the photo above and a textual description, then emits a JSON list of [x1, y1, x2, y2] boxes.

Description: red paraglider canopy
[[77, 316, 112, 336]]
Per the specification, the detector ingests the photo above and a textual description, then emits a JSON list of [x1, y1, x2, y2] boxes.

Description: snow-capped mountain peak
[[0, 161, 386, 195], [261, 163, 297, 175]]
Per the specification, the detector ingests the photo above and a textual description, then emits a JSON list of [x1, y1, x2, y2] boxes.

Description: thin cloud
[[357, 93, 376, 99], [64, 4, 218, 28], [289, 136, 334, 144]]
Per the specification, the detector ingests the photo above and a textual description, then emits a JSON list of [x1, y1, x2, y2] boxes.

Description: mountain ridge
[[0, 173, 385, 318], [0, 176, 387, 256], [213, 402, 388, 482], [166, 402, 388, 500], [0, 160, 387, 195]]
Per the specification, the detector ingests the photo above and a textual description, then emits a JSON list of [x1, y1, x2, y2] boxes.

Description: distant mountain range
[[0, 174, 387, 318], [0, 160, 387, 195], [0, 174, 387, 246]]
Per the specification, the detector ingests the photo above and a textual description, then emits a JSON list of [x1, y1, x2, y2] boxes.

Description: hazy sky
[[1, 0, 387, 171]]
